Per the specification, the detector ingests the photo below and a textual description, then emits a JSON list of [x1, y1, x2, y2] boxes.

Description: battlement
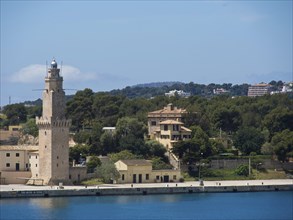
[[36, 117, 71, 128]]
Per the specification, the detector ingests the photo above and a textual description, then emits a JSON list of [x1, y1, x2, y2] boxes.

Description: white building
[[248, 84, 272, 97]]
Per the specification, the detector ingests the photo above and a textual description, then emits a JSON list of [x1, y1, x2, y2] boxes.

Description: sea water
[[1, 191, 292, 220]]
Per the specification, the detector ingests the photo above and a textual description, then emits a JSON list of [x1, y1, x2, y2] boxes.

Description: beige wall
[[0, 150, 29, 172], [69, 166, 87, 183], [0, 171, 31, 184], [28, 152, 39, 178]]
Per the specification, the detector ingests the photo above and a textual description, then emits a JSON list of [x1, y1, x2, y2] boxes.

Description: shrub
[[235, 164, 249, 176]]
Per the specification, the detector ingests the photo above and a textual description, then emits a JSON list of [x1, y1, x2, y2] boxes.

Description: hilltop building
[[248, 84, 272, 97], [147, 103, 187, 138], [165, 90, 191, 98], [153, 120, 191, 150], [147, 104, 191, 170]]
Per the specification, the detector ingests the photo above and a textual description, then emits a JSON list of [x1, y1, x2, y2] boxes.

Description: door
[[163, 175, 169, 183], [139, 174, 142, 183], [133, 174, 137, 183], [15, 163, 20, 171]]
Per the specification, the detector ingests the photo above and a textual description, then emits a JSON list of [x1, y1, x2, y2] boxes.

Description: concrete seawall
[[1, 183, 293, 199]]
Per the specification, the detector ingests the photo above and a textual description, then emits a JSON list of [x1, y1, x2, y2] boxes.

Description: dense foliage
[[1, 82, 292, 163]]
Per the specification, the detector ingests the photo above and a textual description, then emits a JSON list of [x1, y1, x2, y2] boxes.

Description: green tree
[[3, 104, 27, 125], [213, 108, 242, 133], [263, 108, 293, 139], [99, 131, 118, 155], [271, 130, 293, 162], [96, 161, 120, 183], [145, 140, 167, 161], [233, 127, 265, 155], [69, 144, 90, 162], [109, 150, 141, 163], [235, 164, 249, 176], [21, 119, 38, 137], [115, 117, 148, 155], [66, 88, 94, 130], [151, 157, 172, 170], [86, 156, 101, 173]]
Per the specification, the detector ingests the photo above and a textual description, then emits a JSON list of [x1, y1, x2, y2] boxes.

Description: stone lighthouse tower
[[36, 59, 71, 185]]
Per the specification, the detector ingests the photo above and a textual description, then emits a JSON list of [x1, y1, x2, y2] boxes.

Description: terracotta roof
[[120, 159, 152, 166], [148, 104, 186, 116], [148, 108, 186, 115], [159, 120, 184, 125]]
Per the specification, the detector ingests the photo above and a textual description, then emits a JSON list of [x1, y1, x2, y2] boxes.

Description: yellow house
[[115, 159, 181, 184], [154, 120, 191, 150], [147, 103, 187, 138]]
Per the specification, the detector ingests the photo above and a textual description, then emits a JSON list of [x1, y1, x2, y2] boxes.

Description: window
[[36, 174, 38, 177], [35, 164, 38, 167], [122, 174, 125, 181], [173, 175, 177, 180], [156, 175, 160, 180], [151, 121, 156, 126], [164, 125, 168, 131], [69, 175, 71, 179], [57, 163, 58, 167], [173, 125, 179, 131], [146, 174, 149, 180], [16, 153, 20, 157], [6, 153, 10, 157], [36, 155, 38, 159], [6, 163, 10, 167], [45, 145, 47, 148], [45, 131, 47, 135], [57, 156, 59, 159]]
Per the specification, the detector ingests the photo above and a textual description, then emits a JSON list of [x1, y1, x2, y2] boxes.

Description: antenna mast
[[61, 61, 63, 76], [46, 60, 48, 77]]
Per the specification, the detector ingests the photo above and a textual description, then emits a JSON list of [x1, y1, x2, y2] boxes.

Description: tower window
[[35, 164, 38, 167], [45, 131, 47, 135], [36, 155, 38, 159], [16, 153, 20, 157], [57, 156, 59, 159], [6, 163, 10, 167], [45, 145, 47, 148], [6, 153, 10, 157], [57, 163, 59, 167]]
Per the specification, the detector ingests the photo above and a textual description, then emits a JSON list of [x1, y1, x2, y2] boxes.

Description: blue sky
[[1, 1, 292, 106]]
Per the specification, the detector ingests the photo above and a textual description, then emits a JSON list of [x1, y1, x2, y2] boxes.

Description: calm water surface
[[1, 191, 292, 220]]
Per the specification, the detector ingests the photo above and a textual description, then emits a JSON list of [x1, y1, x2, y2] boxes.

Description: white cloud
[[10, 64, 97, 83]]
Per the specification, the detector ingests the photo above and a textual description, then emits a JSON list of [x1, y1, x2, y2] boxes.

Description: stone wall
[[69, 166, 87, 183]]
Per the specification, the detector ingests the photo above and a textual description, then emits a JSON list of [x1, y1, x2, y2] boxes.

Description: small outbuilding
[[115, 159, 181, 184]]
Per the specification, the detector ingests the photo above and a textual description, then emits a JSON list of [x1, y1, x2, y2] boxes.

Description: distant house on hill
[[248, 84, 272, 97]]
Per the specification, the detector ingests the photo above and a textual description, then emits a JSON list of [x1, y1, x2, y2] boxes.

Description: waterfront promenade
[[1, 179, 292, 192]]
